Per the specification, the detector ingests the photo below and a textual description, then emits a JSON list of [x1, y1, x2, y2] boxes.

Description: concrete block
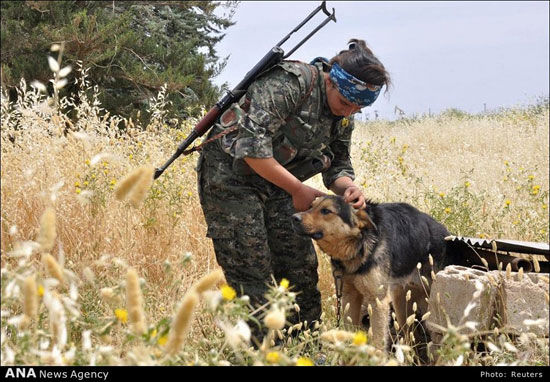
[[492, 270, 549, 337], [427, 265, 497, 335], [427, 265, 549, 340]]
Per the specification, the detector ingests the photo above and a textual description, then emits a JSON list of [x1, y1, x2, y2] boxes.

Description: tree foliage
[[1, 1, 238, 124]]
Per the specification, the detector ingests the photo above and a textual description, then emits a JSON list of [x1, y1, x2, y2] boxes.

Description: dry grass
[[1, 61, 548, 366]]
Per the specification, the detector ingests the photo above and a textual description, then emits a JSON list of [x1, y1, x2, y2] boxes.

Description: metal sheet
[[445, 236, 549, 257]]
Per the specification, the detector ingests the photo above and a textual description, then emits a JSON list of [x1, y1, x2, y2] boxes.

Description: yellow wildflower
[[532, 185, 540, 195], [75, 188, 81, 194], [464, 181, 471, 188], [157, 335, 168, 346], [38, 285, 45, 297], [528, 175, 535, 181], [85, 159, 90, 166], [266, 352, 280, 364], [151, 329, 158, 338], [280, 278, 289, 290], [444, 207, 451, 214], [296, 357, 314, 366], [542, 204, 548, 210], [115, 308, 128, 324], [110, 179, 116, 186], [221, 285, 236, 301], [505, 200, 511, 207], [439, 192, 445, 198], [353, 330, 367, 346], [74, 181, 80, 187]]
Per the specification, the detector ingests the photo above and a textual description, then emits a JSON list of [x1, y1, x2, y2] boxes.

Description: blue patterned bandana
[[329, 62, 381, 107]]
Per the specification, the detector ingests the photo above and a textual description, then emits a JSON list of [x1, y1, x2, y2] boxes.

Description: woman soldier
[[197, 39, 391, 342]]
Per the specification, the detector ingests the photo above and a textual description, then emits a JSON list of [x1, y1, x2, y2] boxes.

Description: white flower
[[203, 290, 222, 311], [90, 153, 111, 166], [82, 330, 92, 351], [454, 354, 464, 366], [83, 267, 95, 283], [64, 347, 76, 363], [43, 278, 60, 289], [217, 319, 251, 349], [53, 78, 68, 89], [393, 345, 404, 363], [31, 81, 47, 93], [7, 314, 25, 327], [486, 341, 501, 353], [264, 308, 286, 330], [69, 283, 78, 301], [8, 241, 40, 258], [504, 342, 518, 353], [40, 338, 50, 350], [99, 346, 113, 354], [48, 56, 60, 72], [58, 65, 72, 78], [1, 346, 15, 364]]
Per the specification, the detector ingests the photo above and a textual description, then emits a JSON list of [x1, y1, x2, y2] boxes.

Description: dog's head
[[292, 196, 377, 255]]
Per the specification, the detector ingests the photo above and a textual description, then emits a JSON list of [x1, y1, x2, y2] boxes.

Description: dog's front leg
[[366, 295, 390, 351], [390, 286, 408, 334], [342, 279, 363, 326]]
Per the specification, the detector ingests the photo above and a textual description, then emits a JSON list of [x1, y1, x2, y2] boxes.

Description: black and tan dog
[[292, 195, 460, 351]]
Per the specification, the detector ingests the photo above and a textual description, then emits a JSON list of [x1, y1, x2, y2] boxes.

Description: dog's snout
[[292, 213, 302, 223]]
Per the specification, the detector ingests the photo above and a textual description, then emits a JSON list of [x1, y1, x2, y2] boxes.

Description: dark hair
[[329, 38, 391, 92]]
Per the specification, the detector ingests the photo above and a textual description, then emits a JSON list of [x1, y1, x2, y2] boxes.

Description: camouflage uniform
[[197, 60, 356, 338]]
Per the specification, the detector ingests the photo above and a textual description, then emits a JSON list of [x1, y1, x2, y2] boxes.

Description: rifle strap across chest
[[183, 62, 319, 156]]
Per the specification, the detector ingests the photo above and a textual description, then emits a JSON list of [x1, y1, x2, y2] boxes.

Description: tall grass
[[1, 54, 548, 366]]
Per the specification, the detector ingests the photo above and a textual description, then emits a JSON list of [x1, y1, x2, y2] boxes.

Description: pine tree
[[1, 1, 237, 125]]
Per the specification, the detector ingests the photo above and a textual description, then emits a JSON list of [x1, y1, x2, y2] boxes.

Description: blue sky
[[212, 1, 549, 120]]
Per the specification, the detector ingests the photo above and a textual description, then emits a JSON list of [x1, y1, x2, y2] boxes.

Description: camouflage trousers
[[197, 137, 322, 339]]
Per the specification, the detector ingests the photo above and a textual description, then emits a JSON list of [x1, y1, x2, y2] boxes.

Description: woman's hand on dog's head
[[343, 185, 366, 209], [292, 184, 326, 212]]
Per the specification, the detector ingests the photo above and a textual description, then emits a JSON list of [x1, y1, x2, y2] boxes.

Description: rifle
[[154, 1, 336, 180]]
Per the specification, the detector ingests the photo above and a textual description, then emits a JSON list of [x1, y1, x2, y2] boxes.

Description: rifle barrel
[[153, 2, 336, 180]]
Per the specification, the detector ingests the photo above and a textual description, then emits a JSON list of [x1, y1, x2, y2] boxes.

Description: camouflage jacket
[[216, 60, 356, 189]]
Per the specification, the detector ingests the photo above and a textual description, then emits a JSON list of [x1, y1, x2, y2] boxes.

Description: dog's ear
[[355, 208, 377, 232]]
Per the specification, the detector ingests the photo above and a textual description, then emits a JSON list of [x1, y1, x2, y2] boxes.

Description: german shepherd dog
[[292, 195, 459, 352]]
